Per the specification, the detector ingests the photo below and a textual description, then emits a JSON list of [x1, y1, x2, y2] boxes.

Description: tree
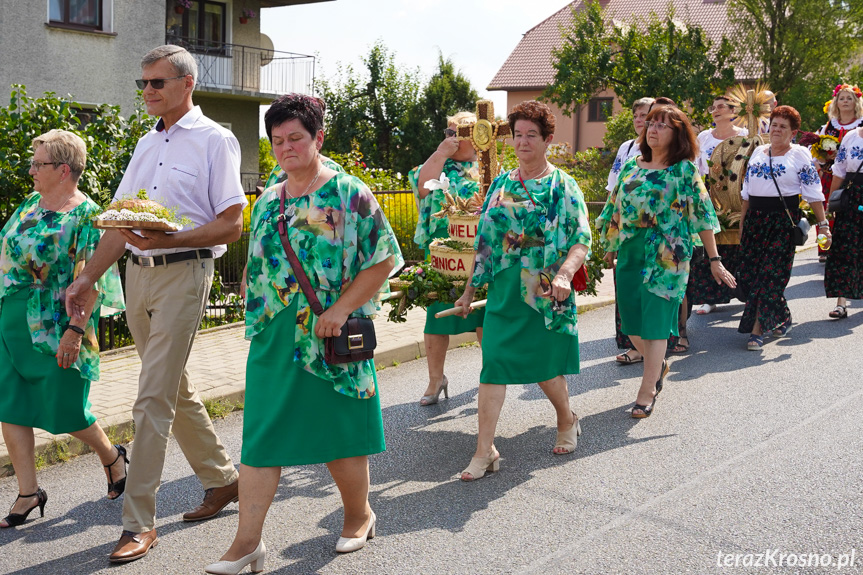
[[727, 0, 863, 129], [318, 41, 422, 174], [544, 0, 737, 127], [0, 85, 152, 226], [318, 43, 480, 175]]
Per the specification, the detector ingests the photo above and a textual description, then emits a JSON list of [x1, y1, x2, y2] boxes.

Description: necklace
[[519, 163, 551, 181], [286, 165, 322, 199], [39, 191, 77, 212]]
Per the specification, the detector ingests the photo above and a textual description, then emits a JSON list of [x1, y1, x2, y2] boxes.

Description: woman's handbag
[[276, 185, 376, 364], [768, 150, 809, 246], [827, 161, 863, 213]]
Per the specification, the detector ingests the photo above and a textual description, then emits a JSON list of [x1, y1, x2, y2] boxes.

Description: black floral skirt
[[686, 244, 741, 305], [825, 182, 863, 299], [736, 210, 796, 333]]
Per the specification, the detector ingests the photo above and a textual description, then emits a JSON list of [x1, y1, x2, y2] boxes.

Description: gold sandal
[[553, 412, 582, 454], [460, 447, 500, 481]]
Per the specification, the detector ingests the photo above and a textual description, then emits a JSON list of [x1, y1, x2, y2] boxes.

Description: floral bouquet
[[810, 134, 841, 163]]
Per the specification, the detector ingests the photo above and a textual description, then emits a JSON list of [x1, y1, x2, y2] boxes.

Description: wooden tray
[[93, 219, 181, 232]]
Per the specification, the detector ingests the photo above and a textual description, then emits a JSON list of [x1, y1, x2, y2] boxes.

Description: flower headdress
[[833, 84, 863, 99]]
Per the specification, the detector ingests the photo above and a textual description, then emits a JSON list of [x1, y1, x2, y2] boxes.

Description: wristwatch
[[709, 256, 722, 262], [817, 220, 830, 228]]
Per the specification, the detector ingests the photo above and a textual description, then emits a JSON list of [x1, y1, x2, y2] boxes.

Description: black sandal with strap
[[1, 488, 47, 528], [106, 445, 130, 500], [631, 397, 656, 419]]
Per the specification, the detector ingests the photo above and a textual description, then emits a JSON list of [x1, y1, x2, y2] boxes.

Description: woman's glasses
[[645, 121, 671, 131], [135, 76, 187, 89], [707, 103, 735, 113], [29, 160, 61, 170]]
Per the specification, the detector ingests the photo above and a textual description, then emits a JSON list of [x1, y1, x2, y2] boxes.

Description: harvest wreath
[[387, 262, 487, 323]]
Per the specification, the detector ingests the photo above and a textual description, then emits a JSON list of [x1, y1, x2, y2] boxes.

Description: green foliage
[[0, 85, 152, 225], [387, 262, 487, 323], [327, 144, 408, 191], [319, 42, 480, 175], [318, 41, 422, 176], [727, 0, 863, 130], [259, 137, 276, 175], [545, 1, 736, 127], [602, 109, 636, 152], [202, 268, 245, 328]]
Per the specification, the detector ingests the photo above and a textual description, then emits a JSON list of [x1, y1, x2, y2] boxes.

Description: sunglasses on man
[[135, 76, 187, 90], [444, 128, 458, 138]]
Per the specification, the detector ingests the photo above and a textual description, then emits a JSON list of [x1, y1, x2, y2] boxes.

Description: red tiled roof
[[488, 0, 756, 91]]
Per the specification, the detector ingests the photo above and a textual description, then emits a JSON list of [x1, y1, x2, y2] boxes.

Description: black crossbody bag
[[768, 150, 810, 246], [276, 184, 376, 364], [827, 159, 863, 213]]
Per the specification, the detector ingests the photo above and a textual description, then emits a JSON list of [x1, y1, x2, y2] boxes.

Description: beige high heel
[[420, 376, 449, 406], [552, 412, 582, 455], [460, 446, 500, 481]]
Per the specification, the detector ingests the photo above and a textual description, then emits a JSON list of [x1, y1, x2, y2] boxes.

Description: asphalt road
[[1, 248, 861, 575]]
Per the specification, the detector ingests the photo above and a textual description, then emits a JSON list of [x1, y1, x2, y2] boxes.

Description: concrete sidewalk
[[0, 275, 617, 474]]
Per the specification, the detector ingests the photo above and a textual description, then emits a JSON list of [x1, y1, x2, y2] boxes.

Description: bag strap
[[277, 183, 325, 317], [516, 169, 537, 207], [767, 149, 799, 229]]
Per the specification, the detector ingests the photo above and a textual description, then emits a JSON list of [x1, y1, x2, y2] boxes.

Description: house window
[[167, 1, 227, 52], [49, 0, 105, 31], [588, 98, 614, 122]]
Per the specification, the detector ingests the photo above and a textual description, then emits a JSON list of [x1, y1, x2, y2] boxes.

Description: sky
[[260, 0, 573, 117]]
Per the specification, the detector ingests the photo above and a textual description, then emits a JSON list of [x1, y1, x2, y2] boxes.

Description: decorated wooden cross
[[457, 100, 510, 194]]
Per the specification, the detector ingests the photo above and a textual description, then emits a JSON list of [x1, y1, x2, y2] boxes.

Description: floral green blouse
[[470, 168, 591, 336], [409, 159, 481, 251], [0, 193, 125, 381], [598, 157, 719, 301], [263, 156, 345, 189], [245, 172, 403, 399]]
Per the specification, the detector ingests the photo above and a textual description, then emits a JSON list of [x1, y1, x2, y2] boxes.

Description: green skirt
[[424, 301, 484, 335], [0, 290, 97, 434], [480, 266, 579, 384], [617, 228, 681, 340], [241, 298, 385, 467], [422, 249, 484, 335]]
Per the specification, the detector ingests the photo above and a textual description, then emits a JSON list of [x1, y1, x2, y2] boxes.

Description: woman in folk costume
[[815, 84, 863, 264]]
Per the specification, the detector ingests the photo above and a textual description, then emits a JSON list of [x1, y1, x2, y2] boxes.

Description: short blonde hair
[[447, 111, 476, 126], [32, 129, 87, 180], [828, 86, 863, 121]]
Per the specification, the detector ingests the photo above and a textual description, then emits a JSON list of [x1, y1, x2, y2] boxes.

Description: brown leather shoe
[[108, 529, 159, 563], [182, 480, 239, 522]]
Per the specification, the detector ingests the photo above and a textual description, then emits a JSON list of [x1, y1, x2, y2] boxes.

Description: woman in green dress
[[207, 95, 402, 574], [454, 101, 590, 481], [0, 130, 126, 527], [409, 110, 485, 406], [598, 106, 735, 418]]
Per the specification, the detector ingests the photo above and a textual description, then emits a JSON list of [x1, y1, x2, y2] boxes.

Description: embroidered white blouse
[[741, 144, 822, 203], [832, 128, 863, 179]]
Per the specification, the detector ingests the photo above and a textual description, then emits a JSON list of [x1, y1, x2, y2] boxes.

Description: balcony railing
[[167, 35, 315, 96]]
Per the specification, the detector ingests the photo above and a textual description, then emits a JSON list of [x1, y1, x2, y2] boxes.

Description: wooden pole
[[434, 299, 487, 318]]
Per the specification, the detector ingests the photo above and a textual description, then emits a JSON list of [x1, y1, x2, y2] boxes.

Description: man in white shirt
[[66, 45, 245, 564]]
